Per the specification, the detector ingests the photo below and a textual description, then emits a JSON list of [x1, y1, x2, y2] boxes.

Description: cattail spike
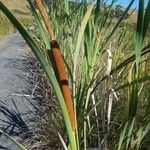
[[50, 40, 75, 131]]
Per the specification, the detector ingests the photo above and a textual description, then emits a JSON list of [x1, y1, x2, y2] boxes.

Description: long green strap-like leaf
[[0, 2, 77, 150], [115, 76, 150, 91], [142, 0, 150, 39], [135, 0, 144, 72], [73, 4, 94, 81], [64, 0, 69, 15], [118, 122, 128, 150], [101, 0, 116, 28], [125, 118, 136, 149], [27, 0, 50, 49], [137, 122, 150, 148], [0, 129, 27, 150]]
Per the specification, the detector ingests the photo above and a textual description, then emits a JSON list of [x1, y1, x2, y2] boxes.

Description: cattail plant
[[0, 0, 150, 149]]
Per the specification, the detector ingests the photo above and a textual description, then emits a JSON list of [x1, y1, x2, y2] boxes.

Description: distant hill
[[110, 7, 137, 23]]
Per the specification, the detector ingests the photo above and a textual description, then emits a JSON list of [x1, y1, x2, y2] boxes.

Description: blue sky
[[71, 0, 149, 9], [107, 0, 149, 9], [72, 1, 149, 9]]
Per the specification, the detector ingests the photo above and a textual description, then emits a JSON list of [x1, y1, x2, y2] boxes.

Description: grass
[[0, 0, 150, 149], [0, 6, 31, 39], [0, 13, 12, 38]]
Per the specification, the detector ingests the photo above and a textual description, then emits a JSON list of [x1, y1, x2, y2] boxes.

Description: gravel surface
[[0, 33, 34, 149]]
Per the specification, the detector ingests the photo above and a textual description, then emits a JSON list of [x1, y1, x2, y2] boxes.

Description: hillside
[[1, 0, 28, 12], [0, 0, 31, 39]]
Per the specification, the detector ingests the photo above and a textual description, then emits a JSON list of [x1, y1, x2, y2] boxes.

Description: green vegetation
[[0, 0, 150, 149], [0, 9, 31, 39]]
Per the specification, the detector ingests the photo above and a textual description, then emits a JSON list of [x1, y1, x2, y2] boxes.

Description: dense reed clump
[[0, 0, 150, 149]]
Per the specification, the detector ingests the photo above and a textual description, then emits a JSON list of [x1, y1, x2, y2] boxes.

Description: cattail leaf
[[143, 0, 150, 39], [136, 123, 150, 148], [64, 0, 69, 15], [0, 129, 27, 150], [135, 0, 144, 72], [73, 4, 94, 81], [118, 122, 128, 150], [27, 0, 50, 49], [115, 76, 150, 91]]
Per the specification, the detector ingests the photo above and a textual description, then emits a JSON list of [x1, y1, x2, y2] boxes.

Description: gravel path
[[0, 33, 34, 149]]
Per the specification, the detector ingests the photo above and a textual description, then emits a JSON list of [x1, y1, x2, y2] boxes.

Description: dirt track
[[0, 33, 33, 149]]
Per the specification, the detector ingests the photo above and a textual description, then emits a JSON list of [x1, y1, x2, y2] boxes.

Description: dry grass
[[19, 53, 64, 149], [0, 0, 31, 39], [0, 0, 28, 12]]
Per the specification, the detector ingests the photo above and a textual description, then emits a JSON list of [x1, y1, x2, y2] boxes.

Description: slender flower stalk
[[34, 0, 55, 39]]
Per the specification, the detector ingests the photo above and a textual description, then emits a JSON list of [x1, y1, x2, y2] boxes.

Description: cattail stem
[[34, 0, 55, 40], [34, 0, 75, 131], [50, 40, 75, 131]]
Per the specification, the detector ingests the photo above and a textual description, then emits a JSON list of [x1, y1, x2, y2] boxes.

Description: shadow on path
[[0, 100, 30, 137], [0, 33, 34, 149]]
